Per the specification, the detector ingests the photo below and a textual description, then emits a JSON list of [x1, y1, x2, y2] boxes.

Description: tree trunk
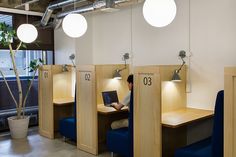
[[9, 44, 23, 119]]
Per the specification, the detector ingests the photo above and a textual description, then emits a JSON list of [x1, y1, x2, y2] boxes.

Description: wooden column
[[224, 67, 236, 157], [39, 65, 54, 138], [77, 65, 98, 155], [134, 66, 162, 157]]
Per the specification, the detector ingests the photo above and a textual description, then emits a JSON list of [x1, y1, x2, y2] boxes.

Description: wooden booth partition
[[77, 65, 98, 155], [224, 67, 236, 157], [77, 64, 129, 155], [39, 65, 75, 139], [134, 66, 162, 157], [134, 65, 214, 157], [134, 65, 187, 157], [159, 65, 187, 157], [96, 65, 129, 153], [39, 65, 53, 138]]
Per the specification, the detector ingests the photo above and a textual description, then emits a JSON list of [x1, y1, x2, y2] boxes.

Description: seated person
[[111, 74, 133, 129]]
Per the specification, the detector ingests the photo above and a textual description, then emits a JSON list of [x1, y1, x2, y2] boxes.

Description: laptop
[[102, 90, 119, 107]]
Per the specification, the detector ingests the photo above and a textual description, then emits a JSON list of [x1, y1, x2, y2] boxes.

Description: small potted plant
[[0, 22, 42, 139]]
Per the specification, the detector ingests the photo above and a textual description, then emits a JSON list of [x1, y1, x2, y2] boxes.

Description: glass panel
[[0, 50, 53, 78], [0, 14, 13, 42], [0, 14, 13, 27]]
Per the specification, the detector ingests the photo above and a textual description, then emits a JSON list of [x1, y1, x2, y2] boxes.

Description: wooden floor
[[0, 128, 116, 157]]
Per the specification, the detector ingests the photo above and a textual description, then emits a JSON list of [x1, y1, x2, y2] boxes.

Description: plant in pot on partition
[[0, 22, 42, 139]]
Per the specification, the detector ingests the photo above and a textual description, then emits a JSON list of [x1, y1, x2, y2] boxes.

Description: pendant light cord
[[187, 0, 192, 93], [130, 5, 134, 73], [73, 0, 76, 65], [25, 3, 29, 24]]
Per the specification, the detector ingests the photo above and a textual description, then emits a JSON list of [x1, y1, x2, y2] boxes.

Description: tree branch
[[16, 41, 22, 51], [22, 69, 37, 117]]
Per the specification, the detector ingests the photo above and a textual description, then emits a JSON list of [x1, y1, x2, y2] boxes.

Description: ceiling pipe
[[56, 0, 127, 19], [56, 4, 94, 19], [15, 0, 39, 9], [40, 0, 86, 26]]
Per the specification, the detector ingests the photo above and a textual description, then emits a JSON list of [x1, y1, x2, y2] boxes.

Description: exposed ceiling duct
[[40, 0, 87, 27], [56, 4, 94, 19], [15, 0, 39, 9], [53, 0, 127, 29], [56, 0, 127, 19], [41, 0, 129, 29]]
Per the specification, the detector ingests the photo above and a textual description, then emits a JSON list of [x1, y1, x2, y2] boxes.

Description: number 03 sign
[[143, 76, 152, 86]]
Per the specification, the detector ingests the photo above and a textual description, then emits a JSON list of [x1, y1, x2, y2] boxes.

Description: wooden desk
[[53, 97, 74, 106], [97, 104, 129, 114], [162, 108, 214, 128], [162, 108, 214, 157], [97, 104, 129, 153]]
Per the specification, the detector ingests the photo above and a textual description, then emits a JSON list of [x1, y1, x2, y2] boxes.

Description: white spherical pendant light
[[17, 24, 38, 43], [62, 13, 87, 38], [143, 0, 177, 27]]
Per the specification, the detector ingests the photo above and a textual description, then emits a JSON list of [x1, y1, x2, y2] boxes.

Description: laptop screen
[[102, 91, 119, 106]]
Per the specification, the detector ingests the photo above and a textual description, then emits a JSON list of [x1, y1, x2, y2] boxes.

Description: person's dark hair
[[127, 74, 133, 84]]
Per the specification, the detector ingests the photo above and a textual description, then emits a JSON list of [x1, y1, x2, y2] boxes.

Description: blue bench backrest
[[74, 90, 76, 117], [212, 90, 224, 157], [128, 89, 133, 157]]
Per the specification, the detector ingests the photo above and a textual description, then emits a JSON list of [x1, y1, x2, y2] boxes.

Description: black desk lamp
[[113, 53, 129, 80], [172, 50, 186, 82]]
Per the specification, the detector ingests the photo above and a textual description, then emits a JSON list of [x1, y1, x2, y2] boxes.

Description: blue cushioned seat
[[59, 117, 76, 141], [175, 137, 212, 157], [107, 127, 129, 156], [106, 89, 133, 157], [59, 94, 77, 141], [175, 90, 224, 157]]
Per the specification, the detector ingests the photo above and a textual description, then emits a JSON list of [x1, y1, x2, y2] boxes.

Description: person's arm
[[111, 91, 131, 110], [111, 103, 124, 110]]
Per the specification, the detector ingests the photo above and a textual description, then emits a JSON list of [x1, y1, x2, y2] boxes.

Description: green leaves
[[0, 22, 16, 46], [29, 58, 44, 73], [21, 43, 27, 49]]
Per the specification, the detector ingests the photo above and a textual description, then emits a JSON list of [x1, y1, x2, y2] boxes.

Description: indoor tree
[[0, 22, 42, 119]]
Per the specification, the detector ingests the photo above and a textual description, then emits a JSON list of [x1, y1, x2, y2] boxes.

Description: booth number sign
[[85, 73, 91, 81], [143, 77, 152, 86], [44, 71, 48, 79]]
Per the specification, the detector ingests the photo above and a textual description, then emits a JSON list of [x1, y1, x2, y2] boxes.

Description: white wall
[[92, 9, 132, 65], [188, 0, 236, 109], [54, 0, 236, 110], [75, 14, 93, 65], [54, 14, 93, 65], [54, 27, 76, 65]]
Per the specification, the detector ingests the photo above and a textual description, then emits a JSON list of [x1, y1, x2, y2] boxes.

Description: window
[[0, 14, 12, 27], [0, 14, 13, 43], [0, 50, 53, 78]]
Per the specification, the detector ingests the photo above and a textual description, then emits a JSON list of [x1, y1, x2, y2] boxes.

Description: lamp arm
[[176, 58, 186, 73], [117, 58, 127, 72]]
